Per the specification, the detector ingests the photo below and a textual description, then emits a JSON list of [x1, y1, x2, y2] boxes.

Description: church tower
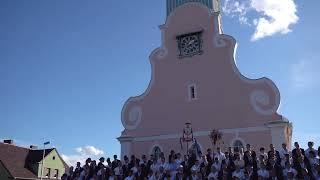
[[166, 0, 223, 34], [118, 0, 292, 159], [166, 0, 217, 15]]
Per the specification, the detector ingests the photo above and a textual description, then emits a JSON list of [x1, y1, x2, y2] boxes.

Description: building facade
[[118, 0, 292, 159]]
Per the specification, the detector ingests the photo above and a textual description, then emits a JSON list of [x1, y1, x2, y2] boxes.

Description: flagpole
[[40, 143, 45, 180], [40, 141, 50, 180]]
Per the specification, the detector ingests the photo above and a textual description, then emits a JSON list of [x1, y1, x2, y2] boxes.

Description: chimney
[[3, 139, 14, 144], [30, 145, 38, 150]]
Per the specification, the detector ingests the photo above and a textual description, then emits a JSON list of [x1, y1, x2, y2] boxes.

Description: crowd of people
[[62, 141, 320, 180]]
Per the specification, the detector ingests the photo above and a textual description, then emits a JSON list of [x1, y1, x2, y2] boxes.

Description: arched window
[[188, 84, 197, 100], [152, 146, 162, 160], [233, 139, 244, 152]]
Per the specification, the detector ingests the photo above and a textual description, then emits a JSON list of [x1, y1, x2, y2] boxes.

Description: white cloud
[[61, 146, 104, 166], [291, 58, 320, 89], [223, 0, 251, 25], [76, 146, 104, 156], [223, 0, 299, 41]]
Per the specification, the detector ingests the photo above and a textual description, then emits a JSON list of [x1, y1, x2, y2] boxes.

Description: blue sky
[[1, 0, 319, 165]]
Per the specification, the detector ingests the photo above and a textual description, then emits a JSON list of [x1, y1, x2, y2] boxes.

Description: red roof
[[0, 142, 38, 179], [0, 142, 68, 179]]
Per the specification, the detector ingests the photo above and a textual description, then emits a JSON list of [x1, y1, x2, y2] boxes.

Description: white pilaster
[[267, 120, 293, 150], [117, 135, 134, 160]]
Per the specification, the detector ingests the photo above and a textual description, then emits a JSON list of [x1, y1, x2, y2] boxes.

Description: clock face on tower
[[177, 31, 203, 58]]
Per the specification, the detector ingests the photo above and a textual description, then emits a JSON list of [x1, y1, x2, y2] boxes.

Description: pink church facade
[[118, 0, 292, 159]]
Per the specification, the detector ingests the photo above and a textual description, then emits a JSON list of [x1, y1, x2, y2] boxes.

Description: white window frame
[[54, 169, 59, 179]]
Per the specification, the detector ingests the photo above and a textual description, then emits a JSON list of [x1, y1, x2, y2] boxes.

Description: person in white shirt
[[259, 147, 268, 161], [175, 153, 183, 165], [164, 155, 177, 180], [234, 153, 245, 169], [208, 166, 219, 180], [257, 163, 269, 179], [158, 166, 165, 179], [124, 170, 135, 180], [147, 170, 155, 180], [79, 169, 87, 180], [154, 171, 161, 180], [199, 155, 208, 167], [211, 157, 221, 172], [97, 167, 106, 180], [189, 169, 198, 180], [108, 170, 116, 180], [239, 148, 245, 159], [306, 141, 317, 159], [159, 157, 166, 169], [280, 143, 290, 160], [244, 165, 253, 179], [150, 159, 160, 173], [308, 151, 320, 178], [175, 165, 184, 180], [281, 153, 293, 168], [191, 159, 201, 173], [131, 163, 139, 175], [283, 162, 298, 179], [232, 165, 244, 180], [215, 147, 226, 163], [139, 155, 147, 166], [114, 161, 122, 178]]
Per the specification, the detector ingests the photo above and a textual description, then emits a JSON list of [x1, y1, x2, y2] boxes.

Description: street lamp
[[40, 141, 50, 180]]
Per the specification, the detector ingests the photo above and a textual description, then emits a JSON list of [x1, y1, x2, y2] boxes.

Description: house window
[[188, 84, 197, 100], [45, 168, 51, 178], [53, 169, 59, 178]]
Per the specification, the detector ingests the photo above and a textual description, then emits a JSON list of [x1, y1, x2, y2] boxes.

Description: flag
[[44, 141, 50, 145]]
